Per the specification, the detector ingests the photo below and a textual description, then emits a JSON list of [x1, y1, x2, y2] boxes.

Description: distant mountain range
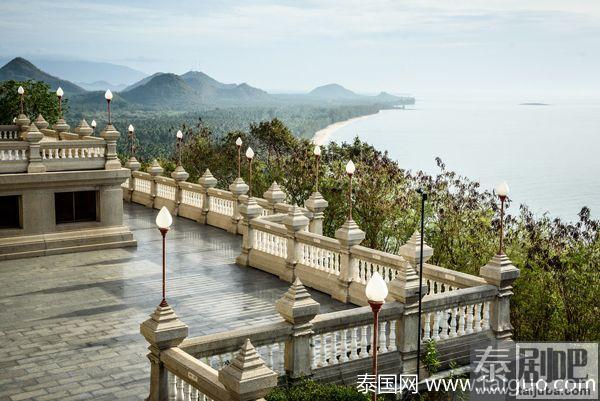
[[0, 57, 415, 111]]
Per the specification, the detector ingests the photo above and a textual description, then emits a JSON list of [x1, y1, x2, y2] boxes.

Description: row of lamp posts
[[147, 128, 510, 397]]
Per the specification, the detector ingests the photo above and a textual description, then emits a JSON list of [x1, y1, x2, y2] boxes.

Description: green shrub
[[266, 379, 375, 401]]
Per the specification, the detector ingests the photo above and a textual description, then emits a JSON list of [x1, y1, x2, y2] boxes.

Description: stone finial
[[171, 164, 189, 181], [100, 124, 121, 170], [15, 113, 30, 129], [238, 196, 262, 221], [229, 177, 249, 196], [263, 181, 286, 204], [304, 191, 328, 214], [276, 278, 320, 326], [140, 304, 188, 350], [74, 119, 93, 137], [198, 169, 218, 188], [149, 159, 164, 176], [53, 117, 70, 134], [479, 253, 520, 288], [34, 114, 49, 130], [389, 259, 427, 304], [282, 205, 309, 233], [125, 156, 141, 171], [25, 121, 43, 142], [335, 218, 366, 246], [398, 230, 433, 267], [218, 339, 278, 401]]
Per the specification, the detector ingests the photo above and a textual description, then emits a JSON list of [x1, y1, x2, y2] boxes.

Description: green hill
[[0, 57, 86, 95]]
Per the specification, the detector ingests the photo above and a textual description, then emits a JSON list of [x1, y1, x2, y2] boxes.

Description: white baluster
[[168, 372, 176, 401], [482, 302, 490, 330], [331, 332, 338, 364], [360, 325, 368, 358], [267, 344, 274, 370], [388, 320, 397, 351], [449, 307, 458, 338], [183, 382, 191, 401], [340, 329, 349, 362], [432, 311, 441, 341], [191, 388, 199, 401], [378, 321, 387, 353], [422, 312, 431, 341], [319, 333, 326, 367], [465, 304, 474, 335], [474, 303, 482, 333], [440, 309, 449, 340], [350, 326, 359, 360], [458, 305, 466, 336]]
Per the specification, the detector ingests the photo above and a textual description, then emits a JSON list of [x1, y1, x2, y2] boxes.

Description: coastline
[[311, 111, 380, 145]]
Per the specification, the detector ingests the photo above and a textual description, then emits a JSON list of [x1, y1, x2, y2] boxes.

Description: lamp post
[[155, 207, 173, 307], [104, 89, 113, 124], [495, 181, 509, 255], [56, 87, 64, 116], [415, 188, 427, 385], [128, 124, 136, 157], [236, 137, 242, 178], [366, 272, 388, 401], [91, 119, 97, 135], [345, 160, 356, 220], [314, 145, 321, 192], [17, 86, 24, 115], [246, 147, 254, 196], [176, 130, 183, 166]]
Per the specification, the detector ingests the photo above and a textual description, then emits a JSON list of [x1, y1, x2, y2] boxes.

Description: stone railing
[[39, 139, 107, 171], [124, 166, 324, 237], [0, 141, 29, 173], [0, 125, 20, 140]]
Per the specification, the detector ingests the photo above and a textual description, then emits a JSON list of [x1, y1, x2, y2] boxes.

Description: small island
[[520, 102, 550, 106]]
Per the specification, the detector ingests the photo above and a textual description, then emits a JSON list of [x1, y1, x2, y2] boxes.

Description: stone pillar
[[15, 114, 30, 139], [304, 192, 328, 235], [333, 219, 365, 303], [100, 124, 121, 170], [74, 119, 93, 138], [218, 339, 278, 401], [229, 177, 249, 234], [235, 197, 262, 267], [33, 114, 49, 130], [263, 182, 286, 214], [140, 304, 189, 401], [276, 279, 320, 378], [281, 205, 310, 282], [479, 253, 520, 340], [171, 165, 189, 216], [26, 123, 45, 173], [398, 230, 434, 270], [389, 259, 428, 375], [149, 159, 164, 209], [197, 169, 217, 224], [124, 157, 141, 203]]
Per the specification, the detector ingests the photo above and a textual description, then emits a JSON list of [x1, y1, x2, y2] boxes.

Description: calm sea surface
[[327, 98, 600, 222]]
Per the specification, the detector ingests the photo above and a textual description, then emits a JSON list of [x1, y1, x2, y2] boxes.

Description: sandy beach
[[311, 111, 380, 145]]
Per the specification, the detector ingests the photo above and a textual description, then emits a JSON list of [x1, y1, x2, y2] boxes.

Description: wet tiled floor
[[0, 203, 352, 401]]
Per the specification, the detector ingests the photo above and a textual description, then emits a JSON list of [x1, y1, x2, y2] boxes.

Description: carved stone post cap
[[389, 260, 427, 304], [218, 339, 278, 401], [149, 159, 164, 176], [399, 230, 434, 266], [15, 113, 30, 127], [74, 119, 93, 137], [239, 196, 262, 220], [335, 218, 366, 246], [125, 156, 141, 171], [198, 168, 218, 188], [140, 304, 188, 350], [263, 181, 286, 204], [34, 114, 49, 130], [100, 123, 119, 140], [276, 278, 320, 325], [171, 165, 189, 181], [304, 191, 329, 212], [480, 253, 520, 287], [282, 205, 310, 232], [229, 177, 249, 195], [26, 122, 43, 142], [53, 117, 70, 134]]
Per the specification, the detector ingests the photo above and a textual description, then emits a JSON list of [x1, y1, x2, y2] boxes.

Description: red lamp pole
[[348, 172, 353, 220], [499, 195, 506, 255], [159, 227, 169, 307], [369, 300, 383, 401], [237, 144, 241, 178]]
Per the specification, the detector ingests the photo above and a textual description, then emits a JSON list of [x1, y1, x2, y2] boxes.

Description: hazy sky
[[2, 0, 599, 97]]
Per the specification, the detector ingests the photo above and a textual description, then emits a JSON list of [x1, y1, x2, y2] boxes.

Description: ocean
[[319, 98, 600, 222]]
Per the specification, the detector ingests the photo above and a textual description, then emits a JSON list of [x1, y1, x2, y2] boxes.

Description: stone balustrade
[[0, 125, 20, 140]]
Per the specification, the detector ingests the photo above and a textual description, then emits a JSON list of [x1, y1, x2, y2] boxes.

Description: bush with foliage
[[266, 379, 378, 401], [0, 80, 66, 124]]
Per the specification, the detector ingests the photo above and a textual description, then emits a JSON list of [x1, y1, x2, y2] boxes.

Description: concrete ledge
[[0, 225, 136, 261]]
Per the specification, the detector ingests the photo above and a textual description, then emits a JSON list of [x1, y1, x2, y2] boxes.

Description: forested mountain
[[309, 83, 360, 99], [0, 57, 85, 94]]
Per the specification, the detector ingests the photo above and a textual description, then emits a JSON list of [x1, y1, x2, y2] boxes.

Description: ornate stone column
[[389, 259, 428, 375], [304, 192, 328, 235], [276, 279, 320, 378], [149, 159, 164, 209], [197, 169, 217, 224], [235, 197, 262, 267], [218, 339, 278, 401], [26, 123, 45, 173], [124, 156, 141, 203], [100, 124, 121, 170], [263, 182, 286, 214], [282, 205, 309, 282], [398, 230, 434, 270], [140, 304, 189, 401], [229, 177, 249, 234], [171, 165, 189, 216], [479, 253, 520, 340], [333, 219, 365, 303]]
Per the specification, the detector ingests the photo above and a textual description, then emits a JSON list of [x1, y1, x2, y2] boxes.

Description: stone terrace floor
[[0, 203, 353, 401]]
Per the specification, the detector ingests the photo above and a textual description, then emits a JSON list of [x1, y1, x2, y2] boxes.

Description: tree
[[0, 80, 66, 125]]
